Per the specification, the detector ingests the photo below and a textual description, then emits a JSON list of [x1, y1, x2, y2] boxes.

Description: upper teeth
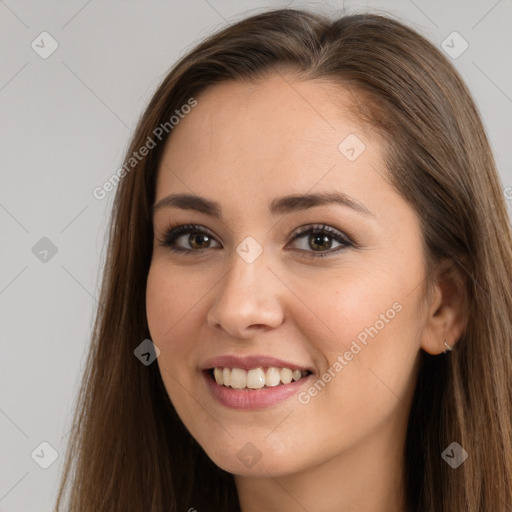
[[213, 367, 308, 389]]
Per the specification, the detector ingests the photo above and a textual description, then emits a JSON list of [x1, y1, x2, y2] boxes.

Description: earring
[[443, 339, 452, 353]]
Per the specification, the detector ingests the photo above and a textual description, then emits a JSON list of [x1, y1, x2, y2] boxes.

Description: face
[[146, 74, 428, 478]]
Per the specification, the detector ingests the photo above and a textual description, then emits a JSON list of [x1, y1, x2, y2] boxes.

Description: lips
[[201, 354, 315, 373], [200, 353, 316, 409], [203, 369, 314, 409]]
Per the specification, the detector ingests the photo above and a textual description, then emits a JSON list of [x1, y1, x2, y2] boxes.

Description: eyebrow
[[152, 191, 374, 218]]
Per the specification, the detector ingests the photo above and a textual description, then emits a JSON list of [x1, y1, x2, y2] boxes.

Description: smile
[[211, 366, 311, 389], [203, 368, 314, 410]]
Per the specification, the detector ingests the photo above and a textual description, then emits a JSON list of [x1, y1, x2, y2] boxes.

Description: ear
[[421, 259, 467, 355]]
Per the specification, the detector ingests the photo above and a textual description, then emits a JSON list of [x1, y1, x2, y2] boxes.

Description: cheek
[[290, 266, 420, 407], [145, 264, 202, 395], [146, 263, 199, 341], [146, 264, 202, 424], [290, 264, 405, 355]]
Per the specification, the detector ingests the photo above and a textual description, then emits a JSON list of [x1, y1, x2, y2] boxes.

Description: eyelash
[[157, 223, 355, 259]]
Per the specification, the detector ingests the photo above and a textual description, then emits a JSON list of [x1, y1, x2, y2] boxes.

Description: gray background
[[1, 1, 511, 510]]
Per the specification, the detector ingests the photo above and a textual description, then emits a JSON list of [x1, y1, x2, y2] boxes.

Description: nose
[[207, 248, 284, 338]]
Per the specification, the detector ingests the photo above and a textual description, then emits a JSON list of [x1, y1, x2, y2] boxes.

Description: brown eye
[[287, 224, 353, 259], [160, 224, 221, 253], [187, 232, 213, 250]]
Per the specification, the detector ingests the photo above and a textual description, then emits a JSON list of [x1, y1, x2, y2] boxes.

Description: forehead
[[155, 74, 386, 211], [162, 74, 364, 158]]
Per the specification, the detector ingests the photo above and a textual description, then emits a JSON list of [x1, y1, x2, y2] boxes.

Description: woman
[[54, 8, 512, 511]]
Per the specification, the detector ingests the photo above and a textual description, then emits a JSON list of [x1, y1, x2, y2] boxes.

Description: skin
[[146, 74, 465, 512]]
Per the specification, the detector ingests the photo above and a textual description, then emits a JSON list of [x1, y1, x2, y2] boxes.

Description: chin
[[200, 436, 308, 477]]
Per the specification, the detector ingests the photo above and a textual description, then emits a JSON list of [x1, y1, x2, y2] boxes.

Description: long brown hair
[[54, 8, 512, 511]]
